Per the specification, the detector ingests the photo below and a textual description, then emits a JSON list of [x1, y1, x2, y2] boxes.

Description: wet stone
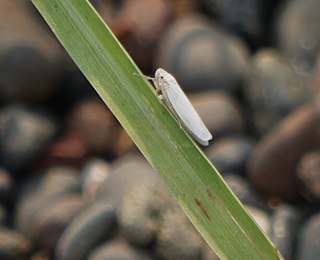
[[206, 136, 255, 174], [155, 15, 249, 94], [88, 240, 152, 260], [190, 91, 245, 139], [297, 151, 320, 203], [248, 105, 320, 200], [0, 226, 33, 260], [296, 212, 320, 260], [0, 105, 57, 172], [245, 49, 310, 136], [55, 200, 116, 260]]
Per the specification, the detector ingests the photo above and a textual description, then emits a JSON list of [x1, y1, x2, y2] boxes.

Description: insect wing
[[164, 81, 212, 145]]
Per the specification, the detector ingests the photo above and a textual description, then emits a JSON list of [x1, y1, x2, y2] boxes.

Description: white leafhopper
[[140, 68, 212, 146]]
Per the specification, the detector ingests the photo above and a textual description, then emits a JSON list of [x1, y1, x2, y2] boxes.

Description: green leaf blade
[[32, 1, 280, 259]]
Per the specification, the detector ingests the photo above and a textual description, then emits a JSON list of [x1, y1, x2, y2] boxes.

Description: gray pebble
[[206, 136, 255, 174], [224, 174, 267, 209], [190, 91, 245, 139], [270, 205, 303, 260], [201, 0, 267, 47], [297, 151, 320, 203], [296, 212, 320, 260], [0, 105, 57, 172], [88, 239, 152, 260], [118, 181, 173, 246], [245, 49, 309, 136], [15, 166, 81, 237], [156, 206, 203, 260], [0, 1, 65, 103], [276, 0, 320, 75], [96, 154, 160, 207], [155, 15, 249, 94], [55, 200, 116, 260]]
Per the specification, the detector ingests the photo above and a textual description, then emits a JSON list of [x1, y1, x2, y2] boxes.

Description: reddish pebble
[[248, 105, 320, 200]]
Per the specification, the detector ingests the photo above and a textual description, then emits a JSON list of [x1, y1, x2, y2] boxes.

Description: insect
[[140, 68, 212, 146]]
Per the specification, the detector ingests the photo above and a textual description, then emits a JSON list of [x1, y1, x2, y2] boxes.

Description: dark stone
[[0, 105, 57, 172], [0, 1, 65, 103], [0, 168, 14, 201], [201, 0, 273, 48], [55, 200, 116, 260]]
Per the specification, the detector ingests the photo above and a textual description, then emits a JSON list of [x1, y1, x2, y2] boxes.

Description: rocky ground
[[1, 0, 320, 259]]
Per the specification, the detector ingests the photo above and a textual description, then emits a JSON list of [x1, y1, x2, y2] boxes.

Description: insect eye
[[160, 75, 164, 79]]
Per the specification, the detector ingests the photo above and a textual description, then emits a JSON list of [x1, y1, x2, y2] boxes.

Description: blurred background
[[0, 0, 320, 259]]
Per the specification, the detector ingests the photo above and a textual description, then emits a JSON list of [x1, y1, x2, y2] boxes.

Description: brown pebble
[[67, 99, 119, 155], [0, 168, 13, 201], [248, 105, 320, 200]]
